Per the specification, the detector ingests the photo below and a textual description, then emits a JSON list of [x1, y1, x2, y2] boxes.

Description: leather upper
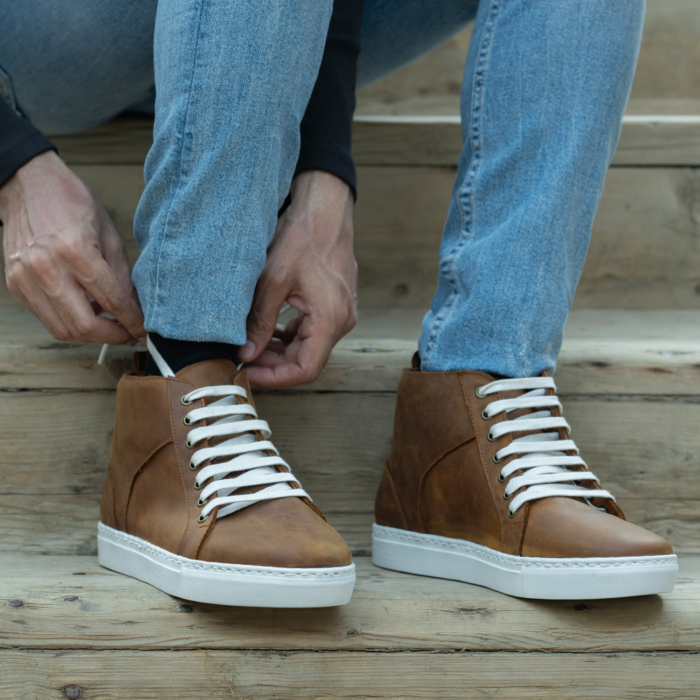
[[100, 358, 352, 568], [376, 362, 673, 558]]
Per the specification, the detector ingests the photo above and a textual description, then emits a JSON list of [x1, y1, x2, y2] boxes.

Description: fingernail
[[239, 340, 255, 361]]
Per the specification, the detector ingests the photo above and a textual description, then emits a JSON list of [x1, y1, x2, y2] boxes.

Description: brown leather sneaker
[[97, 350, 355, 607], [372, 356, 677, 599]]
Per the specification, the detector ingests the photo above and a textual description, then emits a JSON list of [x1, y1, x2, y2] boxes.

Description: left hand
[[239, 170, 357, 388]]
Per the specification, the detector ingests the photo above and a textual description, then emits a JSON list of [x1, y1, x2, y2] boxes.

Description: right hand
[[0, 150, 145, 345]]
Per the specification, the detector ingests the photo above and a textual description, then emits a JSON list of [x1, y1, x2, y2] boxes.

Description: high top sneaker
[[372, 356, 678, 599], [97, 347, 355, 607]]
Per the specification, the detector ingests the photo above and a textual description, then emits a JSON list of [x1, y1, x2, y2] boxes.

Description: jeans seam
[[421, 0, 501, 368], [147, 0, 205, 331]]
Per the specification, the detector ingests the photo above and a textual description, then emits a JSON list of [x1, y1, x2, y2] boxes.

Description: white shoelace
[[478, 376, 614, 517], [147, 336, 309, 523]]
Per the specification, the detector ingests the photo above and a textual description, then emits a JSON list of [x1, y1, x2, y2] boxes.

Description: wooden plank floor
[[2, 555, 698, 699]]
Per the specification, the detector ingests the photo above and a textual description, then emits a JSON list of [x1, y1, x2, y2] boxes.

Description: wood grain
[[3, 648, 699, 699], [1, 555, 698, 652]]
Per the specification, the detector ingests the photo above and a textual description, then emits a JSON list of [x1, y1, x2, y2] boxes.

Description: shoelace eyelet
[[180, 395, 193, 406], [186, 439, 195, 449], [503, 490, 512, 501], [193, 480, 202, 491], [189, 461, 197, 471], [475, 386, 487, 399], [487, 431, 496, 442], [197, 513, 209, 524], [183, 416, 192, 426], [492, 453, 503, 464], [481, 408, 492, 420], [508, 509, 517, 519], [197, 497, 206, 508], [497, 472, 506, 482]]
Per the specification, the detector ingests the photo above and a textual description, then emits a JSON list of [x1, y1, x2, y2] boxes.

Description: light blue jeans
[[0, 0, 644, 377]]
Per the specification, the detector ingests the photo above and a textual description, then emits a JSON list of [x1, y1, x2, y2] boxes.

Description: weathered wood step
[[6, 649, 699, 700], [2, 554, 698, 651], [2, 554, 699, 698], [47, 100, 700, 167], [1, 306, 700, 556]]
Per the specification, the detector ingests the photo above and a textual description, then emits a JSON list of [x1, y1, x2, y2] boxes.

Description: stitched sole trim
[[97, 522, 355, 607], [372, 524, 678, 600]]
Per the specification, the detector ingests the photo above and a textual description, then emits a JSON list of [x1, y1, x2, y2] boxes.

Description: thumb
[[240, 276, 288, 362]]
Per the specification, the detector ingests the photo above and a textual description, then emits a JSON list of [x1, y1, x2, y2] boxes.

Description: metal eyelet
[[481, 409, 492, 420], [503, 490, 512, 501], [197, 513, 208, 524], [189, 462, 197, 471], [487, 431, 496, 442], [186, 440, 195, 449], [180, 395, 193, 406], [193, 481, 202, 491], [508, 509, 517, 519], [183, 416, 192, 426], [497, 473, 506, 482], [475, 386, 487, 399], [492, 453, 503, 464], [197, 498, 206, 508]]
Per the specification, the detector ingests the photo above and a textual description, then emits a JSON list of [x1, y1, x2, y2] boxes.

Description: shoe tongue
[[175, 359, 240, 389]]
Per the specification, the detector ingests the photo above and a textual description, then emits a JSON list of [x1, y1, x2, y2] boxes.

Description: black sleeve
[[295, 0, 365, 200], [0, 99, 57, 190]]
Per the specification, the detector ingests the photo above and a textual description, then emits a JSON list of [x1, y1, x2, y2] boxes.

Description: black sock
[[144, 332, 240, 376]]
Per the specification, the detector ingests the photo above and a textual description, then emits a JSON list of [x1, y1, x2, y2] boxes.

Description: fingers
[[239, 272, 289, 363], [244, 313, 338, 389], [66, 228, 145, 340], [47, 278, 134, 344], [7, 246, 135, 345]]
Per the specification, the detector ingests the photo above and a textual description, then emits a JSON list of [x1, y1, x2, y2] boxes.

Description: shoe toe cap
[[197, 497, 353, 569], [521, 497, 674, 559]]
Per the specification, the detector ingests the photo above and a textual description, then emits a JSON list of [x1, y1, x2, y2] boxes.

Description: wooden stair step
[[47, 99, 700, 168], [1, 306, 700, 556], [2, 554, 699, 698]]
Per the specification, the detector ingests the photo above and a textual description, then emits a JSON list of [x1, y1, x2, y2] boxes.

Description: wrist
[[290, 170, 353, 208], [0, 151, 62, 219]]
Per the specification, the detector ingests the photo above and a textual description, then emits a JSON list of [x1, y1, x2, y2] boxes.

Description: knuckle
[[54, 236, 83, 264], [248, 308, 276, 335], [68, 318, 95, 340], [51, 328, 71, 342], [25, 248, 53, 280], [98, 292, 124, 314]]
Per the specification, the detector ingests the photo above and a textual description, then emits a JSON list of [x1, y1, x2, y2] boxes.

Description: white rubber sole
[[97, 522, 356, 607], [372, 524, 678, 599]]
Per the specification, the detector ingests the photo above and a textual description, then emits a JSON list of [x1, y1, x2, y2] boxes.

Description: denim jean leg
[[357, 0, 478, 88], [0, 0, 157, 134], [419, 0, 645, 376], [132, 0, 333, 344]]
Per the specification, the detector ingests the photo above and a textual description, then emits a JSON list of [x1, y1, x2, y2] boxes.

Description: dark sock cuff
[[145, 332, 239, 376]]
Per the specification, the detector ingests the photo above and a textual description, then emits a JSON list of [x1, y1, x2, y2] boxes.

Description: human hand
[[0, 151, 145, 345], [240, 170, 358, 388]]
